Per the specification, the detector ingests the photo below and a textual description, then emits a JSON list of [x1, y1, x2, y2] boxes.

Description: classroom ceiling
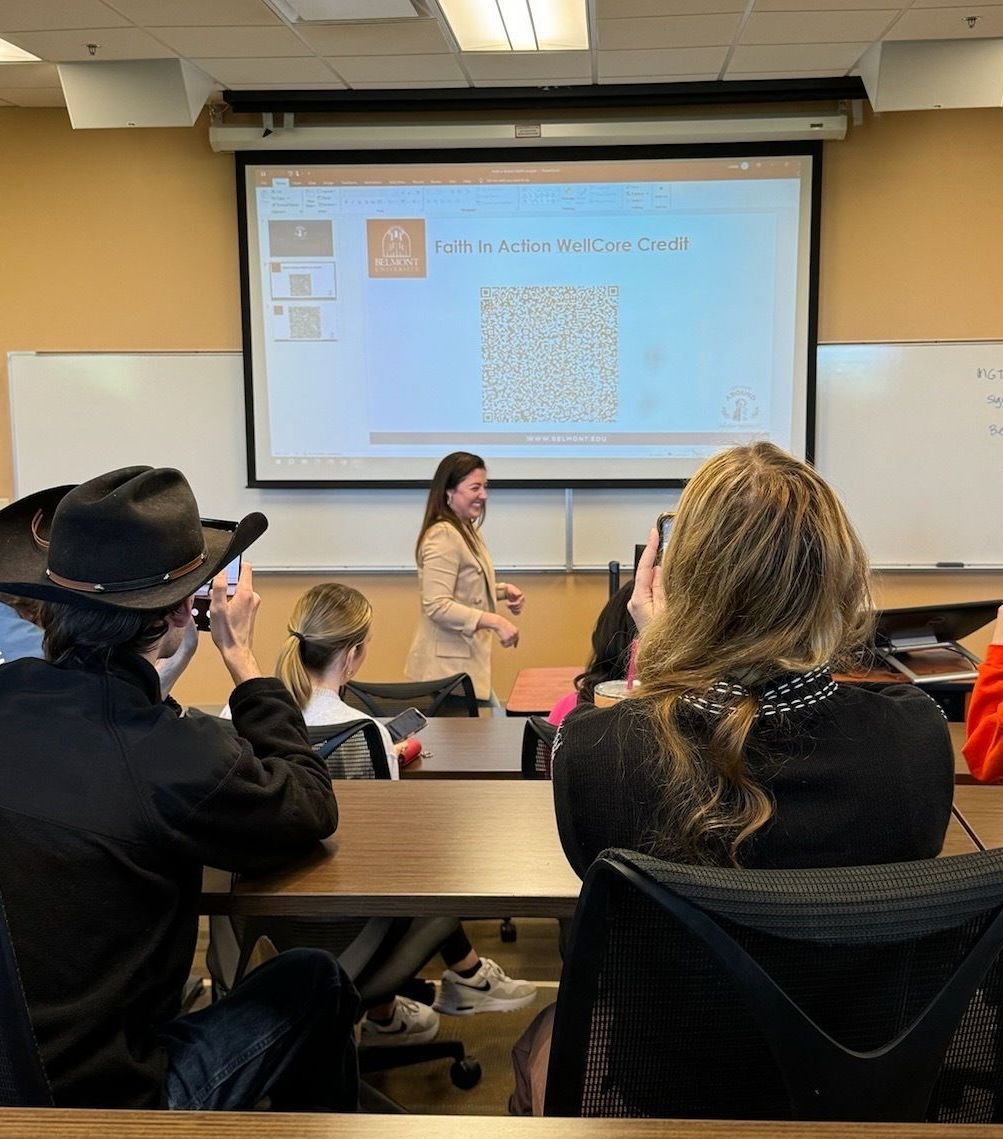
[[0, 0, 1000, 109]]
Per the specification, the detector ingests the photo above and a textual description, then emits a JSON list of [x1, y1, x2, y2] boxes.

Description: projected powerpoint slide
[[270, 302, 336, 341], [247, 155, 807, 470], [269, 261, 337, 300]]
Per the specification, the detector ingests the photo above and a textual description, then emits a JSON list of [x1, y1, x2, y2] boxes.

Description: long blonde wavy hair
[[634, 442, 873, 866], [276, 583, 372, 710]]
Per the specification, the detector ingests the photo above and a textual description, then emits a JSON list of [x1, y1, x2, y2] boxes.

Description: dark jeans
[[161, 948, 359, 1112]]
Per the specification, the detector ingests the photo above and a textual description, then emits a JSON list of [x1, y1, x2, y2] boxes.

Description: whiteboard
[[12, 345, 1001, 571], [816, 342, 1003, 568], [8, 352, 567, 572]]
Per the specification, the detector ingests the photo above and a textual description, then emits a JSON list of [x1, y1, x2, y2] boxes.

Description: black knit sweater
[[552, 678, 954, 877]]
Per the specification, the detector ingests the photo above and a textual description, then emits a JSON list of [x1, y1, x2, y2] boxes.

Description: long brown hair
[[634, 442, 873, 866], [276, 583, 372, 710], [414, 451, 487, 563]]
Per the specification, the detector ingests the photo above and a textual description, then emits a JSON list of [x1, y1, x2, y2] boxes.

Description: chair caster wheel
[[450, 1058, 482, 1090], [500, 919, 517, 943]]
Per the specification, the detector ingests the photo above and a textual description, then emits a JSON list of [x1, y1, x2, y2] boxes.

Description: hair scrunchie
[[288, 628, 305, 641]]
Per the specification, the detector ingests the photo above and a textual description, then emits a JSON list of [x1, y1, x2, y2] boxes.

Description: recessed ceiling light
[[0, 37, 40, 63], [438, 0, 588, 51]]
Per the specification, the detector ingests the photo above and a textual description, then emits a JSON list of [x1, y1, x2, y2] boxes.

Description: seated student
[[279, 582, 536, 1036], [963, 603, 1003, 781], [0, 590, 44, 664], [547, 582, 637, 725], [512, 442, 953, 1115], [0, 467, 358, 1111]]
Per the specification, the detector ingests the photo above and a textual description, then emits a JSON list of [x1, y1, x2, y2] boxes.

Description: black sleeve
[[140, 678, 339, 875]]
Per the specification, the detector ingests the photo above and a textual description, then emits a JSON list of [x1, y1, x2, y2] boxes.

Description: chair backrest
[[546, 848, 1003, 1123], [521, 715, 557, 779], [343, 672, 478, 718], [0, 893, 52, 1106], [307, 719, 390, 780]]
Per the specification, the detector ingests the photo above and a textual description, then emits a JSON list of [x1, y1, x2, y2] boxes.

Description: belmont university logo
[[367, 219, 426, 278]]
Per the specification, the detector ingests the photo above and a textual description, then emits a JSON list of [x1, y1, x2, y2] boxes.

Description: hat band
[[33, 508, 208, 595]]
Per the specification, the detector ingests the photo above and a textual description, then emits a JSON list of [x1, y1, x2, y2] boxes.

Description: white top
[[218, 685, 399, 779], [302, 687, 399, 780]]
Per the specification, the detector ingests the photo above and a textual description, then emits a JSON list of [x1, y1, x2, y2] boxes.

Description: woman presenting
[[405, 452, 523, 703]]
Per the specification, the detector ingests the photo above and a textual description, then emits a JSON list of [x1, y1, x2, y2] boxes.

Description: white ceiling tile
[[886, 6, 1003, 38], [225, 79, 346, 87], [0, 85, 65, 103], [731, 41, 869, 68], [0, 61, 60, 86], [470, 74, 593, 86], [348, 78, 468, 87], [149, 24, 308, 57], [196, 56, 338, 84], [327, 52, 466, 81], [743, 10, 897, 43], [599, 45, 729, 76], [462, 51, 591, 80], [107, 0, 281, 25], [599, 14, 742, 49], [724, 68, 851, 78], [597, 71, 721, 82], [0, 1, 128, 31], [755, 0, 907, 8], [295, 19, 451, 54], [597, 0, 746, 14], [2, 27, 177, 60]]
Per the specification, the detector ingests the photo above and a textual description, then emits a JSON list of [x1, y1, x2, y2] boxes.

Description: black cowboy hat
[[0, 467, 267, 611]]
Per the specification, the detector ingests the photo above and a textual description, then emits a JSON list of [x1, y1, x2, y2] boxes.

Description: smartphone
[[192, 519, 241, 632], [386, 707, 428, 743], [656, 512, 676, 561]]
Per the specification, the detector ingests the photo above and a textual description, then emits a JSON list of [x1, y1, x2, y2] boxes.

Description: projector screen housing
[[237, 143, 821, 487]]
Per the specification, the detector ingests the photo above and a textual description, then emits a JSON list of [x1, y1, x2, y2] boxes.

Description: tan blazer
[[404, 521, 504, 701]]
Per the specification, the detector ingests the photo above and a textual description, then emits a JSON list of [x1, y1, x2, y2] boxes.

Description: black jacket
[[553, 680, 954, 877], [0, 649, 338, 1107]]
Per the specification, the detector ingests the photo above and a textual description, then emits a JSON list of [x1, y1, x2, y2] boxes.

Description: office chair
[[0, 891, 52, 1106], [521, 715, 557, 780], [207, 718, 481, 1093], [546, 847, 1003, 1121], [343, 673, 478, 718]]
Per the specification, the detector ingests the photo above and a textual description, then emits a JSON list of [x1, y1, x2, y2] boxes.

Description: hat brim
[[0, 485, 267, 611]]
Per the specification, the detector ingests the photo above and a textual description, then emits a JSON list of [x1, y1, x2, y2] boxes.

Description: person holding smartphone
[[405, 452, 524, 705], [279, 582, 536, 1042]]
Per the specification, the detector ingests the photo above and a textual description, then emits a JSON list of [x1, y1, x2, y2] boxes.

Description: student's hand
[[210, 561, 263, 686], [628, 528, 666, 634], [992, 604, 1003, 646], [502, 583, 525, 615], [155, 608, 198, 697]]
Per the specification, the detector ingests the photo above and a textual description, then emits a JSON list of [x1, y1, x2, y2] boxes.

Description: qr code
[[289, 273, 312, 297], [480, 286, 619, 422], [289, 306, 321, 339]]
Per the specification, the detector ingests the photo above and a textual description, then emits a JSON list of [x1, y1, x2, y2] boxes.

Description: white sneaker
[[360, 997, 439, 1047], [434, 958, 537, 1016]]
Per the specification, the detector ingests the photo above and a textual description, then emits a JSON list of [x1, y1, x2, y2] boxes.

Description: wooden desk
[[203, 780, 580, 919], [506, 666, 579, 716], [10, 1111, 1003, 1139], [202, 781, 977, 918], [403, 716, 523, 778], [951, 785, 1003, 851]]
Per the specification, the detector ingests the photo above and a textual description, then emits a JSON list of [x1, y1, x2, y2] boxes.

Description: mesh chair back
[[521, 716, 557, 779], [0, 893, 52, 1106], [546, 848, 1003, 1123], [308, 719, 389, 780], [343, 673, 478, 718]]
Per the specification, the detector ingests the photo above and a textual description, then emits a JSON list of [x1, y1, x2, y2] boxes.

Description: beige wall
[[2, 104, 1002, 703]]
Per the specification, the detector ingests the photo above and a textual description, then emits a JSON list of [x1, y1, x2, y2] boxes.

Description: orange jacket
[[964, 642, 1003, 782]]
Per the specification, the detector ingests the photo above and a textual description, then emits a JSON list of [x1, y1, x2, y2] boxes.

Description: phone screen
[[657, 512, 676, 558], [386, 707, 428, 742], [193, 554, 241, 599]]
